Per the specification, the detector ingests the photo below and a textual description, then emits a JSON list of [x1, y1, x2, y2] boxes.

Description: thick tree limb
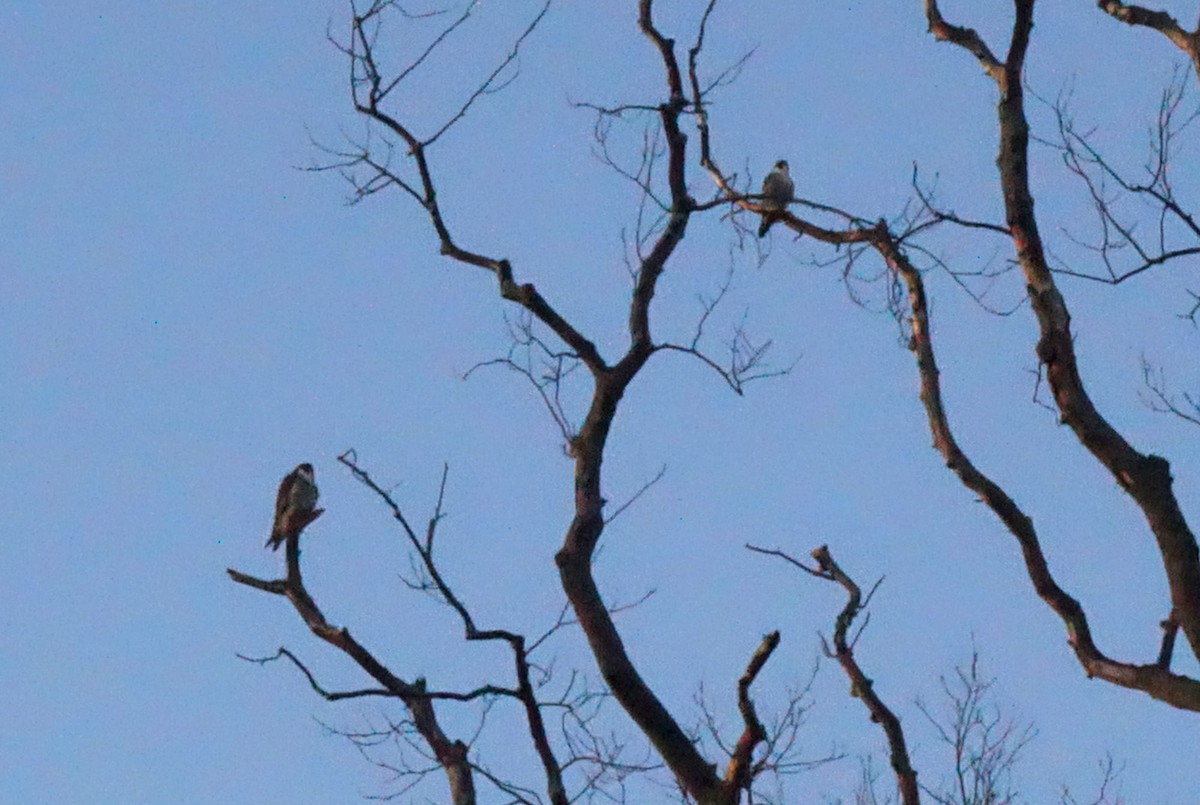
[[552, 6, 751, 803], [1097, 1, 1200, 81], [924, 0, 1200, 677], [923, 0, 1004, 81], [332, 4, 759, 801], [872, 219, 1200, 710]]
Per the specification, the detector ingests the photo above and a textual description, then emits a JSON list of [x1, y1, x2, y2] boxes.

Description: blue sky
[[3, 2, 1198, 802]]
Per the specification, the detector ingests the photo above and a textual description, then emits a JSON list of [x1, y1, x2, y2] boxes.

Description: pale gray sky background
[[3, 2, 1198, 802]]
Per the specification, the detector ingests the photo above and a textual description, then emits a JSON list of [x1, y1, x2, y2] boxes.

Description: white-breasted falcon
[[757, 159, 794, 238]]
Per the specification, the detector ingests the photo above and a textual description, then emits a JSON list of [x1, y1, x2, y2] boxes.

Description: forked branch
[[874, 216, 1200, 709], [227, 508, 476, 803], [336, 451, 569, 805], [328, 2, 606, 375], [924, 0, 1200, 675], [748, 543, 921, 805], [1038, 77, 1200, 285]]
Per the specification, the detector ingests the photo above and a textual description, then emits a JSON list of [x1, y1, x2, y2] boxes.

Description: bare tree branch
[[239, 648, 397, 701], [1030, 76, 1200, 285], [722, 631, 781, 794], [923, 0, 1200, 682], [227, 501, 476, 803], [749, 544, 921, 805], [1096, 1, 1200, 81], [337, 452, 570, 805], [331, 1, 608, 375], [916, 650, 1036, 805], [1140, 356, 1200, 427]]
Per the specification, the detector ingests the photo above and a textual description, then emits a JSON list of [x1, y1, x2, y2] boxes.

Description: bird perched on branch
[[757, 159, 794, 238], [267, 463, 319, 551]]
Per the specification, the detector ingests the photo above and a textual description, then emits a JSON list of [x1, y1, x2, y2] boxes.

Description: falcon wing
[[267, 471, 298, 549], [274, 472, 296, 523]]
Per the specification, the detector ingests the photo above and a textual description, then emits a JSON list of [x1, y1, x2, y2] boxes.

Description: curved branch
[[722, 631, 780, 795], [872, 221, 1200, 710], [341, 3, 606, 376], [239, 648, 397, 701], [750, 544, 920, 805], [924, 0, 1200, 674], [550, 5, 735, 803], [1097, 1, 1200, 81], [337, 453, 569, 805], [228, 517, 476, 802], [923, 0, 1004, 81], [811, 546, 919, 805]]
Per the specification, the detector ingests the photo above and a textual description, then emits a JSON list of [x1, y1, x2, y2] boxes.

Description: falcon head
[[774, 160, 789, 173]]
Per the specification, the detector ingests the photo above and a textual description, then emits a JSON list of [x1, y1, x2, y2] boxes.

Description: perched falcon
[[266, 463, 319, 551], [757, 159, 794, 238]]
